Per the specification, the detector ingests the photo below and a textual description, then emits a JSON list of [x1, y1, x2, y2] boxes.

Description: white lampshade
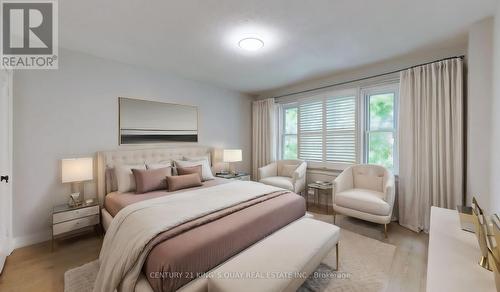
[[223, 149, 242, 163], [62, 158, 93, 183]]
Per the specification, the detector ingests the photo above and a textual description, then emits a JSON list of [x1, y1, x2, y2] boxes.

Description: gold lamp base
[[479, 256, 492, 271]]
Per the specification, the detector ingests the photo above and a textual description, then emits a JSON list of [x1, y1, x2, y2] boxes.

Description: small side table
[[307, 182, 333, 213], [52, 200, 100, 250], [215, 173, 251, 181]]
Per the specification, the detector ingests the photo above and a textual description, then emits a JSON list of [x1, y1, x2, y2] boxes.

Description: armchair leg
[[303, 189, 308, 210], [384, 224, 388, 238], [334, 242, 339, 271]]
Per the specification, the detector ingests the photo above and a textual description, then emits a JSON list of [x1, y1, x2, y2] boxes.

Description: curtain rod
[[272, 55, 465, 99]]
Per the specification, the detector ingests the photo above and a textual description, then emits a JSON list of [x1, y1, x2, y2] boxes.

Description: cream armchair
[[332, 164, 395, 237], [258, 160, 307, 194]]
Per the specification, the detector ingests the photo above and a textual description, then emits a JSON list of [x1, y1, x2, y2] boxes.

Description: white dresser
[[427, 206, 495, 292]]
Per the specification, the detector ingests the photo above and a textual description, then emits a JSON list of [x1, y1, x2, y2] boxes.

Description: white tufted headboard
[[96, 146, 212, 207]]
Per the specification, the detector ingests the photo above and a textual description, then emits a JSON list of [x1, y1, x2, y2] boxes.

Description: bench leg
[[335, 243, 339, 271]]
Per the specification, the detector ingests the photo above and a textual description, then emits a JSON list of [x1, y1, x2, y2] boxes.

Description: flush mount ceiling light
[[225, 25, 278, 54], [238, 37, 264, 51]]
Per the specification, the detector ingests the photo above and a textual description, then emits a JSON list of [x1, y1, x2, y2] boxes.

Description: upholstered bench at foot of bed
[[185, 217, 339, 292], [134, 217, 339, 292]]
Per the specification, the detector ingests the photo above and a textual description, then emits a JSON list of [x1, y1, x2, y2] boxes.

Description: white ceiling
[[60, 0, 497, 94]]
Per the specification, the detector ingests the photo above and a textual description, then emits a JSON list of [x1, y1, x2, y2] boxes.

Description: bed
[[95, 146, 338, 292]]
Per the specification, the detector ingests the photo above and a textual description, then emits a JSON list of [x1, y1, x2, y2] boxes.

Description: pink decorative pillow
[[177, 165, 203, 181], [132, 167, 172, 194], [166, 173, 202, 192]]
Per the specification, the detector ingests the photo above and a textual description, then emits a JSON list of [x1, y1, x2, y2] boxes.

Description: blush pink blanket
[[144, 191, 305, 292]]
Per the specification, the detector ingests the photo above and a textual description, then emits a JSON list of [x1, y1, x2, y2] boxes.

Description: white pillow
[[280, 164, 298, 178], [183, 155, 211, 166], [115, 163, 146, 193], [175, 159, 214, 181], [146, 160, 172, 170]]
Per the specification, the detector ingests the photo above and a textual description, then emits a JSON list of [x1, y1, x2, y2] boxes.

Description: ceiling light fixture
[[238, 37, 264, 51]]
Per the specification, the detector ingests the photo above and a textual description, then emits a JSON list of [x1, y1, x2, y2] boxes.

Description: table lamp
[[223, 149, 242, 175], [62, 157, 93, 207]]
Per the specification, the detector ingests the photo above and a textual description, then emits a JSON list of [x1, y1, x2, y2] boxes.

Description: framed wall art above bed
[[118, 97, 199, 145]]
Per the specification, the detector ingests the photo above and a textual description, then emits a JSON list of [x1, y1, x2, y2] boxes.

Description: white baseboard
[[12, 230, 51, 250]]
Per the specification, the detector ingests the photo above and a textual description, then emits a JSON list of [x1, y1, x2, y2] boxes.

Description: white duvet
[[93, 180, 283, 292]]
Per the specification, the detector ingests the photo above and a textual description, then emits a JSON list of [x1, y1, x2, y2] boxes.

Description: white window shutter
[[298, 100, 323, 161], [326, 96, 356, 163]]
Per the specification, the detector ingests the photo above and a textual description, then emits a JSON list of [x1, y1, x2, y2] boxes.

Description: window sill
[[306, 167, 399, 179], [306, 167, 342, 176]]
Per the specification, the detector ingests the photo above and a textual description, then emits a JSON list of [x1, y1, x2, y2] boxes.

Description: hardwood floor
[[0, 232, 102, 292], [0, 206, 428, 292]]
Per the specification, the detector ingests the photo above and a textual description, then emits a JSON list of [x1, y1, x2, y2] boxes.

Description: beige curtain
[[398, 58, 464, 232], [252, 98, 276, 179]]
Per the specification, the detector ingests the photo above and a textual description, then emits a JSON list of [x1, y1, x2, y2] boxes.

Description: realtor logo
[[1, 0, 58, 69]]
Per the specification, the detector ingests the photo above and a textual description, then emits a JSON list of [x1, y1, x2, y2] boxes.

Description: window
[[282, 105, 298, 159], [298, 89, 358, 168], [277, 81, 399, 171], [363, 84, 399, 172]]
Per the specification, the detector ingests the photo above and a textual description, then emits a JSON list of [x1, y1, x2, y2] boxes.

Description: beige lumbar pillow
[[115, 163, 146, 193]]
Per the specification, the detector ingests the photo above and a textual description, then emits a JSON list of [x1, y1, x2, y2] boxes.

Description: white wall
[[491, 5, 500, 214], [258, 45, 467, 100], [467, 17, 494, 212], [12, 49, 252, 247]]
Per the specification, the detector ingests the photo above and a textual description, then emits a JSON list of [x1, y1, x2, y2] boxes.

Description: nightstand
[[215, 173, 251, 181], [52, 200, 100, 250]]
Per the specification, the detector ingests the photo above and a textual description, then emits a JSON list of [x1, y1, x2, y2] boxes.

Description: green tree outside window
[[368, 93, 395, 171]]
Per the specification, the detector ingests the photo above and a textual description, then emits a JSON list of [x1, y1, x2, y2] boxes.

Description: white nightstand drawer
[[53, 205, 99, 224], [53, 214, 100, 236]]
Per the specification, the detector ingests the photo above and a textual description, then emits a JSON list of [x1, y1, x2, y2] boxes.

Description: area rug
[[299, 229, 396, 292], [64, 229, 396, 292]]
